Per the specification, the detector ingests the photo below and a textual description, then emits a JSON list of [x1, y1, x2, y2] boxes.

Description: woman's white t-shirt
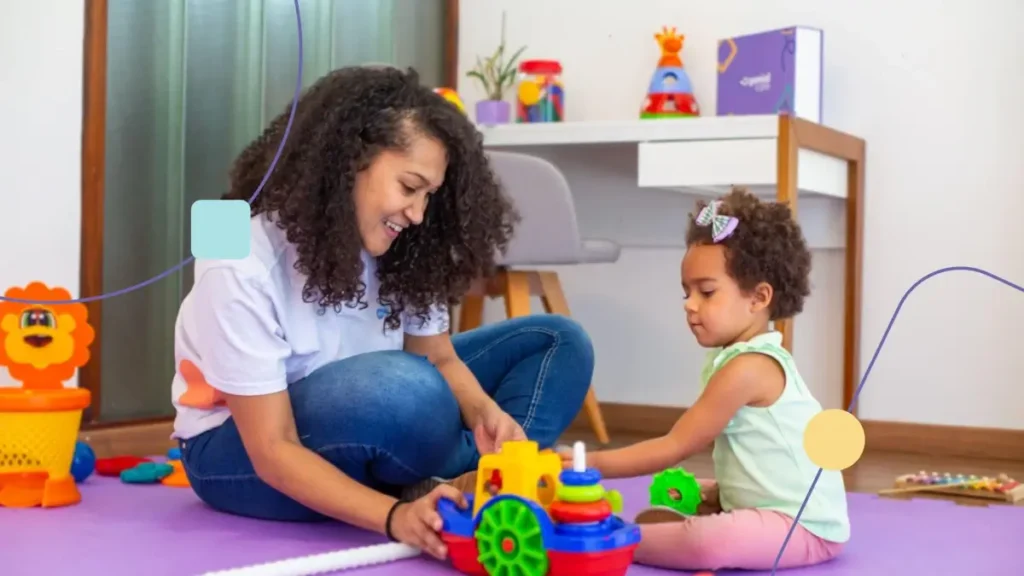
[[170, 214, 450, 440]]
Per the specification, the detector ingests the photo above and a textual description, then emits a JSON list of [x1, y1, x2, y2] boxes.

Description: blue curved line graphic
[[772, 266, 1024, 573]]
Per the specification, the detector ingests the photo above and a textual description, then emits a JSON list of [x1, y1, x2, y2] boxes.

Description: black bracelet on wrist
[[385, 500, 404, 542]]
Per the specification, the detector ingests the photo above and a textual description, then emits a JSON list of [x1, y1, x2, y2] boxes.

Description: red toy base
[[549, 546, 638, 576], [442, 534, 486, 575], [642, 92, 699, 116], [440, 532, 638, 576]]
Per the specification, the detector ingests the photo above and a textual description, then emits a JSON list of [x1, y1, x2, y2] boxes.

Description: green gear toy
[[475, 498, 549, 576], [649, 468, 703, 516]]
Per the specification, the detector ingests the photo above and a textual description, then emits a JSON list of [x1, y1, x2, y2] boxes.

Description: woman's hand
[[471, 402, 526, 455], [389, 484, 468, 560], [403, 335, 526, 455]]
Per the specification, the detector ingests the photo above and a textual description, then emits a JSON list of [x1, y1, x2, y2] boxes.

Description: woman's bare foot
[[634, 507, 690, 524], [400, 471, 478, 502]]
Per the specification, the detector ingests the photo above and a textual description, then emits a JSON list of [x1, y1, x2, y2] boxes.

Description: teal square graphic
[[191, 199, 251, 260]]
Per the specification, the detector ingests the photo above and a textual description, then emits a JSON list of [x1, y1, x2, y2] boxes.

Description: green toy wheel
[[649, 468, 703, 516], [475, 498, 549, 576]]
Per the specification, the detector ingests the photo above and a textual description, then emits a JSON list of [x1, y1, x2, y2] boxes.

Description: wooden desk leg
[[538, 271, 610, 445], [776, 115, 799, 353]]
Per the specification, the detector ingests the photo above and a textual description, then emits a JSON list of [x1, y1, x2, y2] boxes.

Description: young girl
[[575, 188, 848, 571]]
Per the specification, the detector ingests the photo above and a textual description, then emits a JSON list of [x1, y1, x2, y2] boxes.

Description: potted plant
[[466, 12, 526, 125]]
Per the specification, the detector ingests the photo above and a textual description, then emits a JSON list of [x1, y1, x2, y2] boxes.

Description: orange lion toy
[[0, 282, 94, 508]]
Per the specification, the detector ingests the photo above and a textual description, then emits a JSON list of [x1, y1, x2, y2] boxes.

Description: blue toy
[[167, 447, 182, 460], [70, 440, 96, 483]]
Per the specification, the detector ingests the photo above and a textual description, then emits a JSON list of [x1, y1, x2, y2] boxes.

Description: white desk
[[479, 114, 866, 413]]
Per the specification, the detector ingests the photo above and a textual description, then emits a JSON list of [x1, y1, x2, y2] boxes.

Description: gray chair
[[456, 151, 620, 444]]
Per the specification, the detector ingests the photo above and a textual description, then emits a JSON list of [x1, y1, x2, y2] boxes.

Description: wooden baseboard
[[80, 403, 1024, 463], [79, 420, 176, 459], [570, 402, 1024, 462]]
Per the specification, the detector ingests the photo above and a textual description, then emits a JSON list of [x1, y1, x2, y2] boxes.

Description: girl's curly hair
[[685, 188, 811, 320], [224, 66, 519, 330]]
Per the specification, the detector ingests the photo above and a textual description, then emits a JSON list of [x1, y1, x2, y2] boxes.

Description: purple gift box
[[716, 26, 823, 123]]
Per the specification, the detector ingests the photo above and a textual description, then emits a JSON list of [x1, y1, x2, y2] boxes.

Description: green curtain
[[100, 0, 446, 421]]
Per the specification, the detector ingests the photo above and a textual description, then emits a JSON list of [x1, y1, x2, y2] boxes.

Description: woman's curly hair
[[224, 66, 519, 330], [685, 187, 811, 319]]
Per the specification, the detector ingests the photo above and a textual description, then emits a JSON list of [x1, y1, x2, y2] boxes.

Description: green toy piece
[[120, 462, 174, 484], [604, 489, 624, 514], [556, 479, 625, 515], [649, 468, 703, 516], [475, 498, 549, 576], [556, 483, 605, 503]]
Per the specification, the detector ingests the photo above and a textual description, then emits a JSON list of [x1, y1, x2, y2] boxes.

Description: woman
[[169, 66, 593, 559]]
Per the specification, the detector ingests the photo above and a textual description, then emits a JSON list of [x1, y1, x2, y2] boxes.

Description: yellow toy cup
[[0, 387, 90, 508]]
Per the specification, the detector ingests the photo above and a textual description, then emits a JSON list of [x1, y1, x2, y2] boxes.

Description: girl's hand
[[389, 484, 468, 560], [558, 446, 575, 469], [558, 446, 603, 473]]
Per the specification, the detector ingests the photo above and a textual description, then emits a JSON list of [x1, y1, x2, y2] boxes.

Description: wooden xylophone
[[886, 470, 1024, 503]]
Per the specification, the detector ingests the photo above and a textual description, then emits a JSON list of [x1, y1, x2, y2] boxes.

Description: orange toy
[[0, 282, 95, 508], [161, 459, 191, 488], [433, 87, 467, 114]]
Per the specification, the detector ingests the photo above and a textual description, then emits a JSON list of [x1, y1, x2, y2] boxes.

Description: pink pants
[[634, 480, 845, 571]]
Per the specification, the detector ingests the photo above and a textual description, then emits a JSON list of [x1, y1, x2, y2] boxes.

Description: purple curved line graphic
[[2, 0, 304, 305]]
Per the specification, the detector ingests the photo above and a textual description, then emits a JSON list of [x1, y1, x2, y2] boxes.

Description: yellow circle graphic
[[803, 409, 865, 471]]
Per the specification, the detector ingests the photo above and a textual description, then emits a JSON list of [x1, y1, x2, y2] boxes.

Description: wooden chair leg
[[458, 295, 485, 333], [457, 269, 611, 445], [502, 270, 532, 318], [537, 271, 611, 445]]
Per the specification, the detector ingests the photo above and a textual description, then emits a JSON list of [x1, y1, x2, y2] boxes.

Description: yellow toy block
[[473, 440, 563, 517]]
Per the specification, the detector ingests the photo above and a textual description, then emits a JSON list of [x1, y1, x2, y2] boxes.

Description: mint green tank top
[[700, 331, 850, 543]]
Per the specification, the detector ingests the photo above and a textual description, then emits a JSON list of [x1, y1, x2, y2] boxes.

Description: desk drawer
[[637, 139, 779, 190]]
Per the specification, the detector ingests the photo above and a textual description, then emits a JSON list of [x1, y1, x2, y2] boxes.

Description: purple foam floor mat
[[3, 474, 1023, 575]]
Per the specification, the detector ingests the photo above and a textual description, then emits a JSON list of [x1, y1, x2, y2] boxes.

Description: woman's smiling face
[[352, 126, 447, 257]]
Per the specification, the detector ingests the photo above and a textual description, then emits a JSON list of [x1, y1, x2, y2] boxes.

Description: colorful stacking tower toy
[[640, 26, 700, 119], [438, 440, 641, 576]]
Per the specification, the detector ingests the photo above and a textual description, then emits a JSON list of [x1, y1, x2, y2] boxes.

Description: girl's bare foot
[[697, 482, 722, 515], [634, 507, 690, 524]]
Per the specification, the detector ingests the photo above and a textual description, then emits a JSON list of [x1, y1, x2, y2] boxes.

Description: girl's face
[[681, 244, 772, 348], [353, 131, 447, 256]]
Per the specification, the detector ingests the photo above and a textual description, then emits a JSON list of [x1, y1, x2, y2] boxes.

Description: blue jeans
[[179, 314, 594, 521]]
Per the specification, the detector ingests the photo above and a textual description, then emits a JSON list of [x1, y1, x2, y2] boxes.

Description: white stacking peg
[[573, 441, 586, 472]]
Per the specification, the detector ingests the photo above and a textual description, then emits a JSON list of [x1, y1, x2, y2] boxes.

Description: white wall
[[3, 1, 1023, 429], [0, 1, 84, 387], [458, 0, 1024, 429]]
